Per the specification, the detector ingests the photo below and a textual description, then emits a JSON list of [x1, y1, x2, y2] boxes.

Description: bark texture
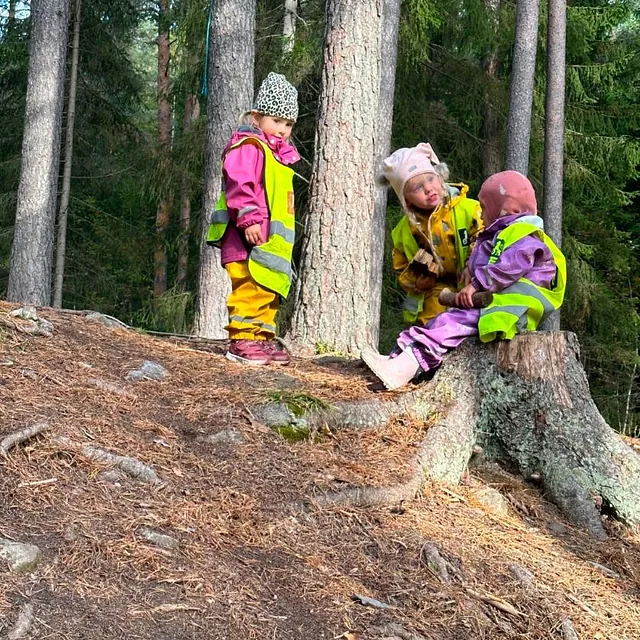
[[541, 0, 566, 331], [193, 0, 256, 338], [542, 0, 566, 249], [504, 0, 539, 175], [481, 0, 502, 179], [370, 0, 401, 348], [282, 0, 297, 56], [176, 94, 200, 291], [53, 0, 81, 308], [8, 0, 71, 306], [153, 0, 172, 298], [288, 0, 383, 355]]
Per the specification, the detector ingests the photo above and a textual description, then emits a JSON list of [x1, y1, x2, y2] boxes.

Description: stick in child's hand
[[438, 288, 493, 309]]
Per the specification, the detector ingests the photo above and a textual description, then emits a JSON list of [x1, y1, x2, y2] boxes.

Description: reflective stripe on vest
[[206, 136, 295, 298], [391, 185, 479, 324], [478, 222, 566, 343]]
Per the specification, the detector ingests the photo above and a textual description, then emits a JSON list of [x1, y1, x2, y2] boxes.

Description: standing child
[[362, 171, 566, 390], [207, 72, 300, 365], [384, 143, 484, 325]]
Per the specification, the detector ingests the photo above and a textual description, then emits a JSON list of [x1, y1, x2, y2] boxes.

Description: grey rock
[[86, 312, 129, 330], [0, 538, 42, 573], [509, 563, 535, 587], [204, 429, 247, 445], [126, 360, 168, 382], [470, 487, 510, 516], [9, 306, 38, 321], [139, 528, 179, 550], [96, 469, 127, 484]]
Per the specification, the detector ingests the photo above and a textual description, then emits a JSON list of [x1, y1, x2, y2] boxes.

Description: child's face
[[479, 198, 498, 227], [253, 112, 294, 141], [403, 173, 444, 212]]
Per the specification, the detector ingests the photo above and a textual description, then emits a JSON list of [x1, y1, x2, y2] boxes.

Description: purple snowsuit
[[396, 213, 558, 372]]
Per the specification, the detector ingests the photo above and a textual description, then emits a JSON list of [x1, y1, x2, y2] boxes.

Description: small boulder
[[470, 487, 510, 517], [126, 360, 168, 382], [0, 538, 42, 573], [204, 429, 247, 445], [86, 312, 129, 330], [139, 528, 180, 550]]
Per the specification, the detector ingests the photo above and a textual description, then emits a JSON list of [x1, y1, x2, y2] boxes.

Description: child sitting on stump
[[362, 170, 566, 390]]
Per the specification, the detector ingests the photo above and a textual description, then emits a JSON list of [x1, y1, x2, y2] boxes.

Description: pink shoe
[[361, 348, 420, 390], [262, 340, 291, 365], [226, 340, 271, 365]]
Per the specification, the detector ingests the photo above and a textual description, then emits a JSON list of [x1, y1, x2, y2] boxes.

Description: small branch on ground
[[1, 422, 49, 456]]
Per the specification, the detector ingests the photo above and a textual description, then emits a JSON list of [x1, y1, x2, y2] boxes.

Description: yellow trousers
[[225, 261, 278, 340], [416, 281, 462, 325]]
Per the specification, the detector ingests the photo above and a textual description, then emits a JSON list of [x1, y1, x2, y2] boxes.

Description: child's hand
[[455, 283, 478, 308], [244, 224, 264, 245], [415, 274, 436, 291], [459, 267, 471, 286]]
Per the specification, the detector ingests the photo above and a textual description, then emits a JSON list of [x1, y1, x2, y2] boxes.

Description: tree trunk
[[540, 0, 566, 331], [53, 0, 81, 309], [481, 0, 502, 179], [193, 0, 256, 339], [282, 0, 297, 57], [153, 0, 172, 298], [7, 0, 71, 306], [9, 0, 17, 22], [287, 0, 383, 355], [369, 0, 401, 349], [542, 0, 565, 249], [176, 94, 200, 291], [504, 0, 539, 175]]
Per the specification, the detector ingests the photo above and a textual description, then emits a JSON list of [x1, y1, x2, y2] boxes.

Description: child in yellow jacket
[[384, 143, 483, 325]]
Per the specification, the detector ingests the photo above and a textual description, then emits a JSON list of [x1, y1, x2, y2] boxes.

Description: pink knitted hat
[[383, 143, 441, 209], [478, 170, 537, 224]]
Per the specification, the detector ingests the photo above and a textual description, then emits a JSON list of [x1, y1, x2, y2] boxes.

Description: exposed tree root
[[52, 436, 162, 485], [292, 332, 640, 538], [1, 422, 49, 456]]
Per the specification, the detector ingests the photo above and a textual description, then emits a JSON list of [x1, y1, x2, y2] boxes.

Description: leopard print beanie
[[253, 72, 299, 123]]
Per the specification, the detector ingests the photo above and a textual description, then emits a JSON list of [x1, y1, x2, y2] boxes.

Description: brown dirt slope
[[0, 302, 639, 639]]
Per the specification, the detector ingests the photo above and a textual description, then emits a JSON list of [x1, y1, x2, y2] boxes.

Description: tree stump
[[298, 332, 640, 539], [470, 331, 640, 538]]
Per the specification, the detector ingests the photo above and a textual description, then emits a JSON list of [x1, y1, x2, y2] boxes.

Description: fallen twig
[[464, 587, 524, 617]]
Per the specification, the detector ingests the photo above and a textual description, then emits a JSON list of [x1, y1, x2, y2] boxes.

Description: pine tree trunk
[[282, 0, 297, 57], [540, 0, 566, 331], [481, 0, 502, 179], [504, 0, 539, 175], [193, 0, 256, 338], [153, 0, 172, 298], [9, 0, 16, 22], [370, 0, 401, 348], [176, 94, 199, 291], [7, 0, 70, 306], [53, 0, 81, 309], [288, 0, 383, 355], [542, 0, 565, 249]]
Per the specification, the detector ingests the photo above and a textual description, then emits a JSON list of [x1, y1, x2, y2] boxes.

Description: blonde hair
[[238, 110, 254, 126]]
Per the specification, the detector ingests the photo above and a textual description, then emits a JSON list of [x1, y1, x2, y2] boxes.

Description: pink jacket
[[219, 126, 300, 265]]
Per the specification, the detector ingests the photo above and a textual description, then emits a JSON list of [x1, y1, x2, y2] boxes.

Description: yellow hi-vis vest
[[206, 136, 295, 298], [478, 221, 566, 342], [392, 185, 479, 324]]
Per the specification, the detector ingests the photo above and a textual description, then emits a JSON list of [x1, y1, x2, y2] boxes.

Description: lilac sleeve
[[471, 236, 556, 292], [222, 144, 269, 229]]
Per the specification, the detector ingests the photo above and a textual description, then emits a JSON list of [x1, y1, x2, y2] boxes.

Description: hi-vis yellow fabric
[[478, 222, 566, 342], [207, 136, 295, 298]]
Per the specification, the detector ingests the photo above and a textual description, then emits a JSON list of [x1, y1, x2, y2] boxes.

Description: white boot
[[361, 348, 420, 391]]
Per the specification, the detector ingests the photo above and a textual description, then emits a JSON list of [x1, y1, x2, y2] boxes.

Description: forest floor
[[0, 300, 639, 640]]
